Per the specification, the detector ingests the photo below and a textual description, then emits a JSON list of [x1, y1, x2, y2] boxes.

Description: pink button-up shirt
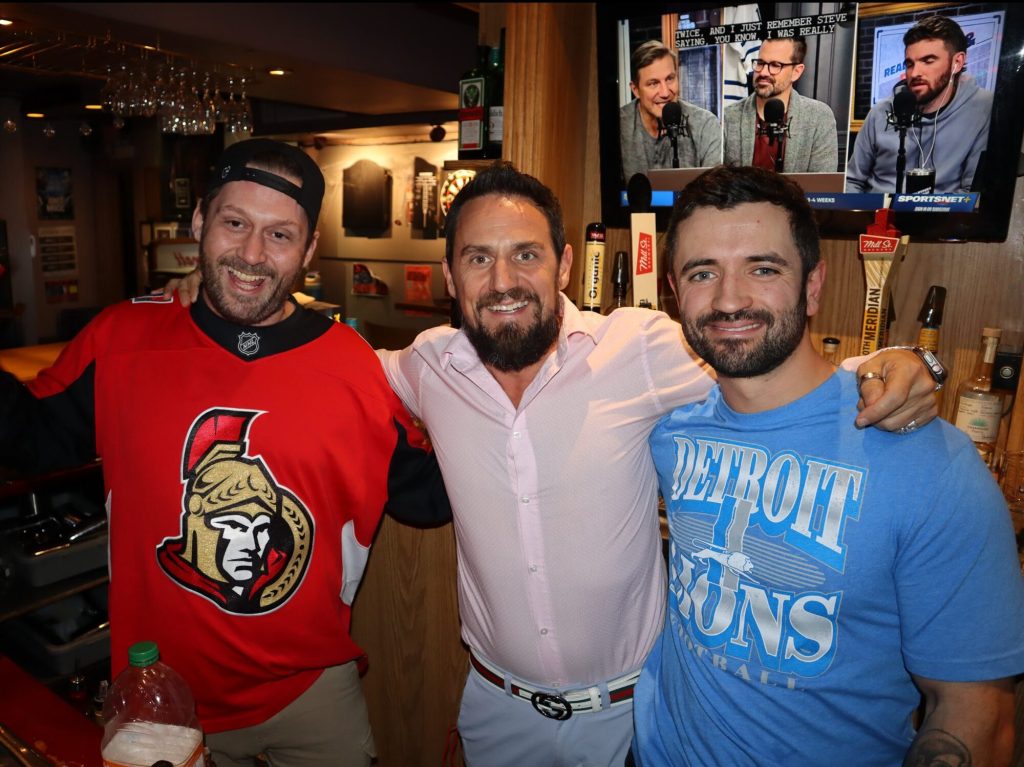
[[379, 298, 713, 687]]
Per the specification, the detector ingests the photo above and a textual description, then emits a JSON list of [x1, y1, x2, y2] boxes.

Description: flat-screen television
[[596, 2, 1024, 241]]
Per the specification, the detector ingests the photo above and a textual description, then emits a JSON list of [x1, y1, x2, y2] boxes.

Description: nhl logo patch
[[237, 331, 260, 357]]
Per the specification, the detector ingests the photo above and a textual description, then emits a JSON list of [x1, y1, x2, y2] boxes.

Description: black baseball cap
[[209, 138, 325, 230]]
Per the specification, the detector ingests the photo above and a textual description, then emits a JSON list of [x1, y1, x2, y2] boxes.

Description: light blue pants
[[458, 664, 634, 767]]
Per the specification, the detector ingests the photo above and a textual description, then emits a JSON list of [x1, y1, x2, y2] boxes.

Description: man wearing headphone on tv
[[846, 15, 993, 194]]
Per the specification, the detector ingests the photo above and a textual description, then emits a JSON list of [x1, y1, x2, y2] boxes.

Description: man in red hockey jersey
[[0, 139, 449, 767]]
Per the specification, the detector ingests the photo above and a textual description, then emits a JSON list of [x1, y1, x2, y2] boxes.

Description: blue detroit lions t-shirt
[[635, 370, 1024, 766]]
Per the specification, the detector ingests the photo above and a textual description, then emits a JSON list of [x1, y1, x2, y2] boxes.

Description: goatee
[[199, 239, 296, 326], [683, 295, 807, 379], [463, 289, 561, 373]]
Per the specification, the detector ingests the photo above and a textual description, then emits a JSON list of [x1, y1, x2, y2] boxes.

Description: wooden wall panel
[[350, 518, 465, 766], [505, 3, 597, 296]]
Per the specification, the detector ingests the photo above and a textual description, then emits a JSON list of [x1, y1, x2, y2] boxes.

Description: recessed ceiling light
[[25, 112, 45, 119], [0, 19, 14, 26], [142, 44, 157, 51], [267, 68, 292, 76], [84, 104, 104, 110]]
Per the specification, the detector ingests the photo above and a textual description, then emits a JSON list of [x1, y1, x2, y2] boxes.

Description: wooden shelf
[[393, 300, 452, 317]]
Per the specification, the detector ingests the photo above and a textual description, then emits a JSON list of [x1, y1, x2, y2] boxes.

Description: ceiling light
[[25, 112, 44, 119], [267, 68, 292, 76], [0, 19, 14, 26], [84, 104, 103, 110]]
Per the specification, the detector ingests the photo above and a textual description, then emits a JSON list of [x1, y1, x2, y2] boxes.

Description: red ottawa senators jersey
[[0, 295, 450, 733]]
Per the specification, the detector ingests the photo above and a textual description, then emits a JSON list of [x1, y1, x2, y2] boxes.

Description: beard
[[911, 69, 953, 109], [754, 77, 783, 99], [683, 294, 807, 379], [462, 288, 561, 373], [199, 236, 300, 326]]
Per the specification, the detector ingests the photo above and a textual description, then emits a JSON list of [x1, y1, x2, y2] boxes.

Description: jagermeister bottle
[[458, 46, 490, 160]]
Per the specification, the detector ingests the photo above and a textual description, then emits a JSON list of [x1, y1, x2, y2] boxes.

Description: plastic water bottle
[[101, 641, 205, 767]]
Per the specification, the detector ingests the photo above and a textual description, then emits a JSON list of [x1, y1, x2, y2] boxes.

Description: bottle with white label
[[953, 327, 1003, 467], [458, 46, 489, 160], [101, 641, 205, 767], [580, 222, 606, 312]]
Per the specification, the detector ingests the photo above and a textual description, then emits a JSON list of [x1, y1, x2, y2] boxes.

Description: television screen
[[597, 2, 1024, 241]]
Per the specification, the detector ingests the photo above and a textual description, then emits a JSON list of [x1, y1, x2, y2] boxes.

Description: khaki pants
[[207, 662, 376, 767]]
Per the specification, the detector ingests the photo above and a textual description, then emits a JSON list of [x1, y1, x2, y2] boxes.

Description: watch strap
[[887, 345, 947, 391]]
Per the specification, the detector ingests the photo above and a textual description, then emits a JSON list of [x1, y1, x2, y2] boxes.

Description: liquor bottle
[[458, 46, 490, 160], [821, 337, 841, 366], [580, 223, 606, 312], [607, 251, 631, 314], [486, 29, 505, 159], [917, 285, 947, 409], [916, 285, 946, 353], [953, 327, 1003, 467]]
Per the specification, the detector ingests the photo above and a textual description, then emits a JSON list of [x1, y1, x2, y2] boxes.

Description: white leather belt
[[469, 652, 640, 721]]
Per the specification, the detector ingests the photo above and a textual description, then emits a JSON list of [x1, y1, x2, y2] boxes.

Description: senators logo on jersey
[[156, 408, 314, 614]]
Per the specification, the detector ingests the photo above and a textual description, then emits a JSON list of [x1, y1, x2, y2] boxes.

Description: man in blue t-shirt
[[633, 165, 1024, 766]]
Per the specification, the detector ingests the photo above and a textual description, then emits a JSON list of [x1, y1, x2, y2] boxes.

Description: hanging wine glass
[[228, 74, 253, 135], [209, 71, 227, 124]]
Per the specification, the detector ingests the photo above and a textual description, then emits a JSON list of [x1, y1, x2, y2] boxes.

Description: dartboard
[[439, 169, 477, 217]]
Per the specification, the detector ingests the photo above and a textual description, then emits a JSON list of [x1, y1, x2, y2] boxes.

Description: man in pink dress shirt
[[376, 163, 938, 767]]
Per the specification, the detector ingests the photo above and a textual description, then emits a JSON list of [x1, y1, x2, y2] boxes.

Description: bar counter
[[0, 343, 66, 383], [0, 654, 101, 766]]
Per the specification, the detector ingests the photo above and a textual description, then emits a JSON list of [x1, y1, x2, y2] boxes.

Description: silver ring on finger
[[895, 418, 920, 435]]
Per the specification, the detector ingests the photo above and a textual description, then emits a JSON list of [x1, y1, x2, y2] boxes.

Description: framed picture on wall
[[36, 167, 74, 220]]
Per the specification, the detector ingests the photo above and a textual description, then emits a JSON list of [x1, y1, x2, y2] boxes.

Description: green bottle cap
[[128, 641, 160, 667]]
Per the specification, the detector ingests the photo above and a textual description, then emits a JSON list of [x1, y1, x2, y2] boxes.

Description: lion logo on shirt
[[156, 407, 313, 614]]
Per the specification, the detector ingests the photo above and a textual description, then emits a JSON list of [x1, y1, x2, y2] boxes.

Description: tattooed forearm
[[904, 729, 971, 767]]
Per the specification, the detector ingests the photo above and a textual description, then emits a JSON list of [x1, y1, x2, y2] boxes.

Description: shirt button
[[529, 565, 538, 573], [513, 431, 521, 438], [520, 496, 530, 504], [540, 628, 549, 636]]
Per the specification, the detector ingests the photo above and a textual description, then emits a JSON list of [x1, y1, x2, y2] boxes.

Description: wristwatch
[[890, 346, 947, 391]]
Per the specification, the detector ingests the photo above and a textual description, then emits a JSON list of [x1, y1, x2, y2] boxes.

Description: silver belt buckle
[[530, 691, 572, 720]]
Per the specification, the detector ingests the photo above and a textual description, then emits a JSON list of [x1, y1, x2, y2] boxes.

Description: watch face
[[916, 347, 947, 381], [439, 169, 477, 217]]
